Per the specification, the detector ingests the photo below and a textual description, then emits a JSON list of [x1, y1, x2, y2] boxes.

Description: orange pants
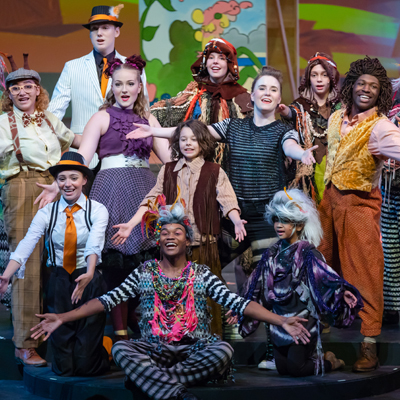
[[318, 183, 383, 337]]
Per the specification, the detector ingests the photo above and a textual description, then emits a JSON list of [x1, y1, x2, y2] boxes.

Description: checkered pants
[[2, 170, 53, 348], [112, 339, 233, 400]]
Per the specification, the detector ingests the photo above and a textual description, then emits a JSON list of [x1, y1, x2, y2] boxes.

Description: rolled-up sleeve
[[368, 119, 400, 161], [10, 207, 49, 268], [84, 203, 109, 264], [216, 168, 240, 217]]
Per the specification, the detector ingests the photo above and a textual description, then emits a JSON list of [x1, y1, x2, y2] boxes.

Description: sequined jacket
[[98, 260, 250, 342]]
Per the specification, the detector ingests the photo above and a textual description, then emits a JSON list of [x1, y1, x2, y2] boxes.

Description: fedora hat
[[83, 4, 124, 29], [49, 152, 93, 180]]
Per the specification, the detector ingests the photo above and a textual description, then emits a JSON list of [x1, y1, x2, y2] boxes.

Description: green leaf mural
[[142, 25, 160, 42]]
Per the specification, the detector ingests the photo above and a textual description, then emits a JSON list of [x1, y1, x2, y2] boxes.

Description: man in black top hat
[[47, 4, 148, 169]]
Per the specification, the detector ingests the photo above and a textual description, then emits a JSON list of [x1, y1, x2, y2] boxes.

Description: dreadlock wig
[[265, 189, 323, 247], [341, 56, 392, 116]]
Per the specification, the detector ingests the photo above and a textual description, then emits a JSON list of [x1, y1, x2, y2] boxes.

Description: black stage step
[[24, 364, 400, 400]]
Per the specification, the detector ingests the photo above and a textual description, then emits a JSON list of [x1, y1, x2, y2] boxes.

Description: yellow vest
[[324, 110, 386, 192]]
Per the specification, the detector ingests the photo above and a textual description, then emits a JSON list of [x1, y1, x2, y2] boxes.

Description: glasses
[[9, 84, 38, 95]]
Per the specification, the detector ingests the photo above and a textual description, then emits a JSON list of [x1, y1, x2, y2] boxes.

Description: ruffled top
[[97, 106, 153, 160]]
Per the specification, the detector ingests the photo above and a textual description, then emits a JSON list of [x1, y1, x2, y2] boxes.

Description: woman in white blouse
[[0, 151, 110, 376]]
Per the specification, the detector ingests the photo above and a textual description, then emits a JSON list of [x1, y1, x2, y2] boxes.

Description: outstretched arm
[[243, 301, 310, 344], [31, 298, 105, 341], [283, 139, 318, 165], [148, 114, 171, 164], [111, 205, 147, 245], [0, 260, 21, 295]]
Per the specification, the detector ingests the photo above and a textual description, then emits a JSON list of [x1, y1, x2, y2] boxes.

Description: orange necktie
[[63, 204, 81, 274], [101, 57, 109, 99]]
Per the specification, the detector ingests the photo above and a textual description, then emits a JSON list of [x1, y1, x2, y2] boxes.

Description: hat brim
[[83, 20, 123, 29], [49, 164, 94, 181]]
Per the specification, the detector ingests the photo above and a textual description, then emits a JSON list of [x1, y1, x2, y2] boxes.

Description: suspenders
[[7, 110, 58, 169], [46, 198, 93, 267]]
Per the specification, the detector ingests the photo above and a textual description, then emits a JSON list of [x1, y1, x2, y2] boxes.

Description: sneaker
[[258, 358, 277, 370]]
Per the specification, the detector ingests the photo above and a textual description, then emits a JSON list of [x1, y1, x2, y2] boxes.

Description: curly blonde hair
[[99, 65, 149, 119], [1, 83, 49, 113]]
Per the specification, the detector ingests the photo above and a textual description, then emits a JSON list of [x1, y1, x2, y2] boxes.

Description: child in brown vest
[[111, 119, 246, 336]]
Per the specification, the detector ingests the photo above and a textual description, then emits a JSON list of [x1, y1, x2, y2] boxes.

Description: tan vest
[[324, 110, 386, 192]]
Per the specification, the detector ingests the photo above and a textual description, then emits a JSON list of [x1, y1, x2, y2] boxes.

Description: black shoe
[[382, 310, 399, 325], [124, 376, 136, 391]]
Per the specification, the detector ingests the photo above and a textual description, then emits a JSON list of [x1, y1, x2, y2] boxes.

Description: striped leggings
[[112, 339, 233, 399]]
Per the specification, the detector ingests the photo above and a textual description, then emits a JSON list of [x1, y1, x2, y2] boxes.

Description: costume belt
[[100, 154, 150, 170]]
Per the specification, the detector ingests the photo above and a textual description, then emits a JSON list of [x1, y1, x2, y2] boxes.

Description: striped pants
[[112, 339, 233, 400]]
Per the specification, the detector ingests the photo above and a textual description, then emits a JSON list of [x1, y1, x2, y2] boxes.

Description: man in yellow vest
[[318, 56, 400, 372]]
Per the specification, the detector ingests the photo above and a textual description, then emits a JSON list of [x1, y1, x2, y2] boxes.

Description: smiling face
[[310, 64, 330, 98], [56, 170, 87, 205], [8, 79, 40, 114], [251, 75, 281, 113], [90, 23, 120, 56], [179, 127, 201, 161], [352, 74, 380, 113], [112, 67, 142, 109], [206, 52, 229, 84], [159, 223, 190, 258], [273, 217, 303, 245]]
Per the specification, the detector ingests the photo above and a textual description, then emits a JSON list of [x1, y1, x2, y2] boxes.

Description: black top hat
[[49, 152, 94, 180], [83, 4, 124, 29]]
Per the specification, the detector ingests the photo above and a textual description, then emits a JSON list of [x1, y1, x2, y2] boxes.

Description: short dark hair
[[170, 119, 217, 162], [340, 56, 392, 116], [251, 66, 283, 93]]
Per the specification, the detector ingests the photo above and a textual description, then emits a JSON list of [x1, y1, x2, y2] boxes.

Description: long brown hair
[[170, 119, 217, 162], [1, 81, 49, 113], [99, 55, 149, 118]]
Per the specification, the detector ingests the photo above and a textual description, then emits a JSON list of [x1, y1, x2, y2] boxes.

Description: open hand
[[31, 313, 62, 341], [234, 219, 247, 243], [282, 316, 311, 344], [344, 290, 358, 308], [71, 273, 93, 304], [34, 182, 58, 209], [277, 104, 290, 117], [301, 145, 318, 165], [111, 223, 134, 246], [125, 123, 153, 140]]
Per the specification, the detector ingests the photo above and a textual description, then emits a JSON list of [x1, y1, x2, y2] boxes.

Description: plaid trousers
[[112, 339, 233, 400], [2, 170, 53, 348]]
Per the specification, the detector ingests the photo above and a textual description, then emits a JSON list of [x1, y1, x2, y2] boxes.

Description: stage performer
[[239, 189, 362, 377], [30, 199, 310, 400], [318, 56, 400, 372], [37, 55, 170, 342], [279, 52, 341, 203], [0, 152, 110, 376], [112, 119, 247, 336], [47, 4, 148, 168], [0, 54, 80, 366]]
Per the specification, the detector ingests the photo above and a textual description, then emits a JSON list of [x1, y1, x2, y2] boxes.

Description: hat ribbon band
[[58, 160, 87, 168], [88, 15, 118, 23]]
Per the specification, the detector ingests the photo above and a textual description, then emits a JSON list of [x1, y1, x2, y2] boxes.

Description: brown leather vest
[[163, 160, 221, 236]]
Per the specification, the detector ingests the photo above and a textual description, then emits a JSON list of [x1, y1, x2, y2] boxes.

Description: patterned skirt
[[381, 180, 400, 310], [90, 167, 156, 256]]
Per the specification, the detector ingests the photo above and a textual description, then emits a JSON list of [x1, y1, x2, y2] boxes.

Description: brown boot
[[324, 351, 345, 371], [352, 342, 379, 372], [15, 348, 47, 367]]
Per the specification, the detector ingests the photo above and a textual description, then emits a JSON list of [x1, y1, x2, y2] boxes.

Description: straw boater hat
[[5, 54, 41, 88], [49, 152, 94, 180], [83, 4, 124, 29]]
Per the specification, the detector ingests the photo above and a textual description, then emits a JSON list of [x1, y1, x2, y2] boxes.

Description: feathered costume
[[240, 239, 363, 375]]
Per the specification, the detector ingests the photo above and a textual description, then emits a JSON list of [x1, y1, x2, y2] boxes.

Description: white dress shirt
[[11, 193, 109, 278]]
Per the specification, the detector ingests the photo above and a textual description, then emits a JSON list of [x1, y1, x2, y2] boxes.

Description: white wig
[[265, 189, 323, 247], [158, 202, 194, 242]]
